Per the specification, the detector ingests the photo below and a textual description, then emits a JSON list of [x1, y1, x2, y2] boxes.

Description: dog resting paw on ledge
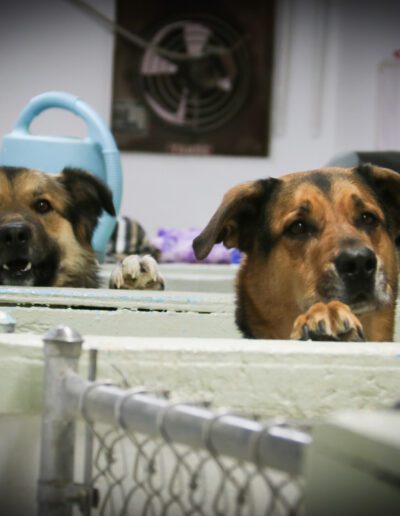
[[0, 166, 164, 291], [193, 165, 400, 342]]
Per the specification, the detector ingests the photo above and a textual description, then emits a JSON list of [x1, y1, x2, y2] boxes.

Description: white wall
[[0, 0, 399, 237]]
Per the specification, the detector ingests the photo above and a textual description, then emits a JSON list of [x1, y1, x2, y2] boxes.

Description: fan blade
[[144, 89, 188, 125], [184, 23, 211, 57], [216, 78, 232, 92], [141, 52, 178, 75]]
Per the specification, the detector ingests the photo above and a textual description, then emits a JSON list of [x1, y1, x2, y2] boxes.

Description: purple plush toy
[[152, 228, 240, 264]]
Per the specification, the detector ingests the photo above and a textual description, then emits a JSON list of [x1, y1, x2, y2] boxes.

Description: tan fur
[[194, 166, 400, 342], [0, 167, 114, 288]]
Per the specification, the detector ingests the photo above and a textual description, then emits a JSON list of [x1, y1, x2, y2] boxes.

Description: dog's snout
[[334, 247, 377, 283], [0, 223, 31, 248]]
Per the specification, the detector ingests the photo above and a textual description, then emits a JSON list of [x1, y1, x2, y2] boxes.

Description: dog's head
[[0, 166, 115, 286], [193, 165, 400, 316]]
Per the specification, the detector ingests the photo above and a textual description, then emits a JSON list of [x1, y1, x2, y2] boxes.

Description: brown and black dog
[[0, 166, 164, 290], [193, 165, 400, 342]]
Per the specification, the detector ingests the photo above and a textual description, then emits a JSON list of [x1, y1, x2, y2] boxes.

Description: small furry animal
[[0, 166, 164, 290], [193, 165, 400, 342]]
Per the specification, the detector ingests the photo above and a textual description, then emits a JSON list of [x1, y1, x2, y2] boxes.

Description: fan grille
[[140, 16, 250, 133]]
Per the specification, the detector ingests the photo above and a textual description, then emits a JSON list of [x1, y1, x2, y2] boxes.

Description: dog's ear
[[58, 167, 116, 243], [356, 163, 400, 239], [193, 178, 280, 260]]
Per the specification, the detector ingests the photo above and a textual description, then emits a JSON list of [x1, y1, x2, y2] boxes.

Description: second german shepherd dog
[[0, 166, 164, 290]]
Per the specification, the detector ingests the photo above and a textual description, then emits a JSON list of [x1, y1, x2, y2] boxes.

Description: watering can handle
[[13, 91, 122, 261], [14, 91, 118, 153]]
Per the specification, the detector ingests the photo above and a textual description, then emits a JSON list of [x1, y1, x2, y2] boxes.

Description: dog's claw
[[343, 319, 350, 332], [291, 300, 365, 342], [300, 324, 310, 340], [357, 326, 366, 341], [317, 320, 326, 334]]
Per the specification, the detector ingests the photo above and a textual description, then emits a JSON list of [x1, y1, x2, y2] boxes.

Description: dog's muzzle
[[334, 246, 377, 302], [0, 222, 33, 279]]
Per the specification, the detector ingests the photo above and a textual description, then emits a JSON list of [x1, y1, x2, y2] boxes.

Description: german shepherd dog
[[0, 167, 164, 290], [193, 165, 400, 342]]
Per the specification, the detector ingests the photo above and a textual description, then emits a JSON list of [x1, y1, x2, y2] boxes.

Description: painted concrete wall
[[1, 0, 399, 236], [1, 333, 399, 418]]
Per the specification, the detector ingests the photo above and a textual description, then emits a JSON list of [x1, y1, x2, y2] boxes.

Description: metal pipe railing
[[37, 326, 83, 516], [38, 325, 310, 516], [63, 371, 311, 476]]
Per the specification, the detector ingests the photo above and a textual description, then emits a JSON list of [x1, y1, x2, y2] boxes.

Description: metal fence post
[[37, 325, 83, 516]]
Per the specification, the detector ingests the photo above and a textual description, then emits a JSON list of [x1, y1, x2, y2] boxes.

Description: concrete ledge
[[0, 285, 234, 311], [1, 333, 399, 419], [0, 264, 399, 341], [0, 286, 239, 338]]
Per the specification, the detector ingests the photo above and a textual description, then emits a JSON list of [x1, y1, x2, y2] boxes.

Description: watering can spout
[[0, 91, 123, 262]]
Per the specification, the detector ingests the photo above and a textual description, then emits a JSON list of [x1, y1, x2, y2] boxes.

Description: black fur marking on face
[[0, 166, 28, 181], [297, 201, 311, 215], [355, 164, 375, 190], [355, 163, 393, 233], [351, 194, 366, 211], [308, 171, 332, 195]]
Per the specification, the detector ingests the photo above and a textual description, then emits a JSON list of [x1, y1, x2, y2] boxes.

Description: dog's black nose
[[334, 247, 377, 286], [0, 222, 31, 249]]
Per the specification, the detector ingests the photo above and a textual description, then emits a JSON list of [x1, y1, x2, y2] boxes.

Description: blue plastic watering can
[[0, 91, 123, 262]]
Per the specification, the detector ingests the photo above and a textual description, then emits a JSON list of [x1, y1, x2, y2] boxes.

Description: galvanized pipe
[[63, 371, 310, 476], [82, 349, 98, 516], [37, 325, 83, 516]]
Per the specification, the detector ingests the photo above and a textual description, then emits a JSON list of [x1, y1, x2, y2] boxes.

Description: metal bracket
[[65, 483, 99, 512], [38, 481, 99, 512]]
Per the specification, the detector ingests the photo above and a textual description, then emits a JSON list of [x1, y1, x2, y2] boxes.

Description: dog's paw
[[290, 301, 365, 341], [109, 255, 164, 290]]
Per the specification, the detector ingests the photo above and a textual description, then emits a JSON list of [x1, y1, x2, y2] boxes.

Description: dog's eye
[[286, 220, 308, 236], [34, 199, 53, 214], [360, 212, 378, 227]]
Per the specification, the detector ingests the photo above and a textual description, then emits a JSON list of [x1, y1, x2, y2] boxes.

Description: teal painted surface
[[0, 91, 122, 259]]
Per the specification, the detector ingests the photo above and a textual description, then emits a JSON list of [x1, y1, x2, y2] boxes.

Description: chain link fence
[[37, 326, 311, 516], [85, 399, 307, 516]]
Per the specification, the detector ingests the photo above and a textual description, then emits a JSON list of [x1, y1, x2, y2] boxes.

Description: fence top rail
[[0, 285, 235, 312], [63, 371, 311, 476], [2, 332, 400, 356]]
